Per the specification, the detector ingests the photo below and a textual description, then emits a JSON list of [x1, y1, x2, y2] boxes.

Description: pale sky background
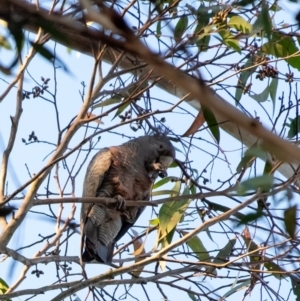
[[0, 1, 300, 300]]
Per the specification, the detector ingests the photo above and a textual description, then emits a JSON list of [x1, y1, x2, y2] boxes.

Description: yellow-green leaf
[[0, 278, 11, 300], [228, 16, 252, 33], [284, 205, 297, 238], [152, 189, 180, 196], [158, 186, 190, 241], [0, 35, 11, 49], [262, 34, 300, 71], [153, 176, 174, 190], [182, 231, 210, 262], [93, 95, 123, 109]]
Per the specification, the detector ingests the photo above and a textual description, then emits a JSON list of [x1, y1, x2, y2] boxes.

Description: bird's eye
[[159, 144, 163, 149]]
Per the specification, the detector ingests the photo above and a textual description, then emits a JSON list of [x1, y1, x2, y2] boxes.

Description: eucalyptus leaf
[[250, 85, 269, 102], [159, 187, 190, 241], [269, 78, 278, 114], [284, 205, 297, 238], [202, 105, 220, 143], [228, 16, 252, 33], [174, 15, 188, 40], [236, 175, 274, 195]]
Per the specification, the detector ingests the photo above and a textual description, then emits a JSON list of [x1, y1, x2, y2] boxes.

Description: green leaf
[[291, 278, 300, 301], [112, 101, 131, 120], [183, 231, 210, 262], [261, 1, 272, 40], [262, 34, 300, 71], [190, 183, 197, 195], [156, 21, 162, 38], [169, 161, 178, 168], [196, 35, 210, 52], [206, 238, 236, 274], [235, 55, 258, 103], [30, 42, 69, 72], [269, 3, 282, 11], [241, 233, 261, 265], [194, 25, 214, 52], [186, 4, 197, 15], [236, 175, 274, 195], [153, 176, 174, 189], [159, 227, 176, 271], [202, 105, 220, 143], [237, 211, 264, 225], [236, 146, 268, 173], [152, 189, 180, 196], [193, 4, 211, 52], [222, 280, 251, 299], [265, 261, 288, 279], [217, 30, 241, 53], [0, 278, 11, 300], [253, 1, 272, 40], [205, 227, 214, 245], [263, 159, 273, 175], [284, 205, 297, 238], [226, 39, 241, 53], [187, 290, 197, 301], [0, 278, 8, 294], [269, 78, 278, 114], [93, 95, 123, 109], [196, 3, 211, 23], [174, 15, 188, 40], [0, 35, 11, 49], [159, 186, 190, 241], [150, 218, 159, 226], [203, 199, 246, 220], [250, 85, 269, 102], [228, 16, 252, 34], [287, 116, 300, 138]]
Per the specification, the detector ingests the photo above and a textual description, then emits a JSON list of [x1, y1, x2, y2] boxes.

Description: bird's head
[[138, 131, 176, 179]]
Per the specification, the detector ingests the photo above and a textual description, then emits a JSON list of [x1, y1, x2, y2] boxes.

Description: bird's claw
[[115, 195, 126, 211]]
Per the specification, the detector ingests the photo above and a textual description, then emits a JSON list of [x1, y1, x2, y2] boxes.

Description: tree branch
[[49, 192, 260, 300], [0, 0, 298, 187]]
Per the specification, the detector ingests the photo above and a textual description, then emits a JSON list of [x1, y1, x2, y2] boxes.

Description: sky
[[0, 0, 300, 300]]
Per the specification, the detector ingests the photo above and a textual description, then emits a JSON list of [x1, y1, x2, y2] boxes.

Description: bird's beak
[[158, 156, 173, 178]]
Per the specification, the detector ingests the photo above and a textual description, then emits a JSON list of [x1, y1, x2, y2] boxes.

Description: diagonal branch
[[0, 0, 298, 186]]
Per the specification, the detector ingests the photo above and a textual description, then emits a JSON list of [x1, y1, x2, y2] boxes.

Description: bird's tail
[[81, 237, 115, 264]]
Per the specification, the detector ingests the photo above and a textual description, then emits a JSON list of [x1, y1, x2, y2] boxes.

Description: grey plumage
[[80, 133, 175, 264]]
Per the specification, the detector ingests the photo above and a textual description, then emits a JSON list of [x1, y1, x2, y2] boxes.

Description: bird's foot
[[114, 195, 126, 211]]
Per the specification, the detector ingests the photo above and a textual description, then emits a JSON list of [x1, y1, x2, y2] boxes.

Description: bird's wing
[[114, 207, 145, 242], [82, 147, 112, 198], [80, 148, 112, 263]]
